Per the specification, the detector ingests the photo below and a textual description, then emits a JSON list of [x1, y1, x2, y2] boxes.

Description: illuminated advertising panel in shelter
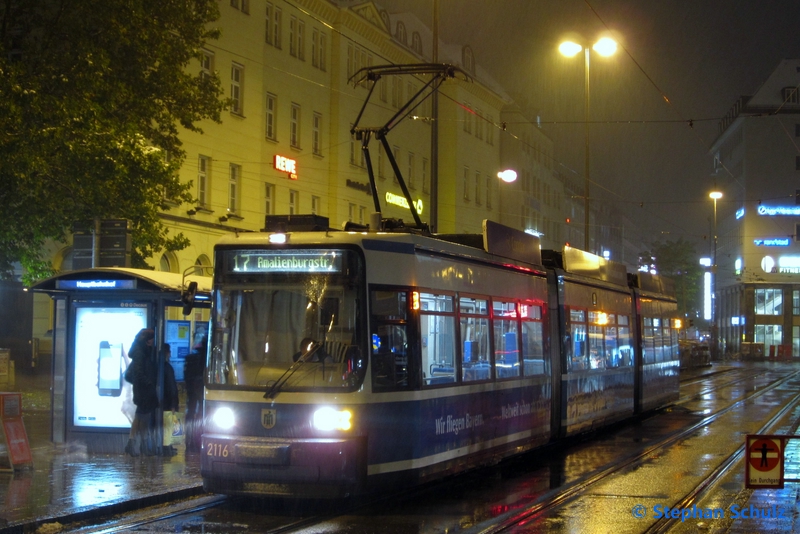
[[225, 250, 343, 273], [73, 304, 148, 428]]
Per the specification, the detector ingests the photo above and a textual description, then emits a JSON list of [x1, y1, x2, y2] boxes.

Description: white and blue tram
[[200, 216, 680, 498]]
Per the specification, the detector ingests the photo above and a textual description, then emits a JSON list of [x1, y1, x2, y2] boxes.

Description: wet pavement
[[0, 373, 203, 534], [2, 364, 800, 533]]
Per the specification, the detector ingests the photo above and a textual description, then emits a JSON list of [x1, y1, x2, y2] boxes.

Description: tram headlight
[[212, 407, 236, 430], [312, 406, 352, 431]]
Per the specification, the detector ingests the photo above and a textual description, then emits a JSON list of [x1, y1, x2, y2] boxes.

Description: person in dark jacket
[[125, 328, 158, 456], [161, 343, 179, 456], [184, 335, 207, 452]]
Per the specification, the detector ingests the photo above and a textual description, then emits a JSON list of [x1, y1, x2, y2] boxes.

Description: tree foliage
[[639, 238, 703, 319], [0, 0, 225, 283]]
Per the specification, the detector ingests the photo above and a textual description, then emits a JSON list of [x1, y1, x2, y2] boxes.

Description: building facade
[[711, 59, 800, 357]]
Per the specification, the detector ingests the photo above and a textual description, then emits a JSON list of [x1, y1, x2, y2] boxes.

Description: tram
[[199, 215, 680, 498]]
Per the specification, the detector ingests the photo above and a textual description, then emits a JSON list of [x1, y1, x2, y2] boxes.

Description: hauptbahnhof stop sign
[[746, 435, 784, 489]]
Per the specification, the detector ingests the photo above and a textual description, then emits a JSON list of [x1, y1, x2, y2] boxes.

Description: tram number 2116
[[207, 442, 230, 458]]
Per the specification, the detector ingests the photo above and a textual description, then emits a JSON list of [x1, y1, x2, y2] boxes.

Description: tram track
[[67, 366, 798, 534], [464, 367, 800, 534], [645, 383, 800, 533]]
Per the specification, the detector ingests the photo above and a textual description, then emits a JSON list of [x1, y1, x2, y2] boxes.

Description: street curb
[[0, 484, 206, 534]]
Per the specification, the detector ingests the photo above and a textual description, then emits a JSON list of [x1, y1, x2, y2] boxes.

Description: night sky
[[379, 0, 800, 254]]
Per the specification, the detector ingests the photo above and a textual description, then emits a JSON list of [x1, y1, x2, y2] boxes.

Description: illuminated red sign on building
[[274, 155, 298, 179]]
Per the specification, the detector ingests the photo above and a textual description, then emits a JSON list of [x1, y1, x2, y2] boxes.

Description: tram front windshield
[[208, 248, 366, 391]]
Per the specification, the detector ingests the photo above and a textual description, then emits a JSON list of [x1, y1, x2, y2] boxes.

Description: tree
[[0, 0, 225, 283], [639, 238, 703, 320]]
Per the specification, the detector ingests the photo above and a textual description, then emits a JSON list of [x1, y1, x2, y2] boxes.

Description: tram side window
[[653, 318, 663, 362], [588, 311, 605, 370], [420, 292, 456, 386], [617, 315, 633, 366], [494, 300, 520, 378], [370, 290, 409, 390], [460, 296, 490, 382], [643, 317, 655, 364], [521, 302, 545, 375], [604, 314, 619, 368], [569, 308, 588, 371]]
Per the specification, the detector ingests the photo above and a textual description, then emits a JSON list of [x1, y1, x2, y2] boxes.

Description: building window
[[392, 146, 400, 183], [273, 6, 282, 49], [265, 3, 273, 45], [318, 32, 326, 71], [411, 32, 423, 55], [422, 157, 429, 193], [755, 288, 783, 315], [231, 63, 244, 115], [395, 22, 407, 44], [228, 164, 241, 214], [311, 28, 319, 68], [312, 112, 322, 155], [486, 176, 492, 209], [475, 170, 481, 205], [796, 155, 800, 171], [391, 77, 402, 108], [289, 189, 299, 214], [794, 290, 800, 315], [197, 155, 210, 208], [266, 93, 277, 140], [783, 87, 799, 104], [463, 166, 470, 201], [348, 203, 357, 222], [350, 124, 357, 166], [289, 15, 306, 61], [290, 103, 301, 148], [408, 152, 416, 189], [297, 20, 305, 61], [462, 46, 475, 74], [265, 182, 275, 215], [475, 109, 483, 140], [755, 324, 783, 347], [311, 195, 320, 214], [377, 144, 385, 179], [230, 0, 249, 14], [487, 115, 494, 145], [379, 77, 388, 103], [200, 50, 214, 79], [463, 103, 472, 133]]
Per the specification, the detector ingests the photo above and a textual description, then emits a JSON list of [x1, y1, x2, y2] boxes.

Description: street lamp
[[559, 37, 618, 252], [709, 190, 722, 357]]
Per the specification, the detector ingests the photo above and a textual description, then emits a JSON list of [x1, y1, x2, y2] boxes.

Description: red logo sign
[[749, 438, 781, 472]]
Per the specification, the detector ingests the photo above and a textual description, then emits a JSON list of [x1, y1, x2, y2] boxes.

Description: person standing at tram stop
[[161, 343, 180, 457], [125, 328, 159, 457], [184, 334, 207, 453]]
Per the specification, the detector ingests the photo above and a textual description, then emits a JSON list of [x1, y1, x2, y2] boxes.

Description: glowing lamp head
[[592, 37, 618, 57], [709, 191, 723, 200], [559, 41, 583, 57], [497, 169, 517, 183]]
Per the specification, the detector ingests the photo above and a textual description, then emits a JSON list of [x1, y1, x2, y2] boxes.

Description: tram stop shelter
[[31, 268, 211, 453]]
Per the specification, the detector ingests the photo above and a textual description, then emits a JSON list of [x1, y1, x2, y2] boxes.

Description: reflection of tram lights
[[412, 291, 420, 310], [596, 312, 608, 325]]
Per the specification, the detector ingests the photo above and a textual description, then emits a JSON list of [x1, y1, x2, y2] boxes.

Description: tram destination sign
[[225, 250, 343, 273]]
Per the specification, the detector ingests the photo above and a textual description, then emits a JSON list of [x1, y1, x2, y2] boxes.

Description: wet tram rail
[[61, 363, 800, 534]]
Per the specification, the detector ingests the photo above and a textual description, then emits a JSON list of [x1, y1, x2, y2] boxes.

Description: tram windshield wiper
[[263, 343, 321, 399]]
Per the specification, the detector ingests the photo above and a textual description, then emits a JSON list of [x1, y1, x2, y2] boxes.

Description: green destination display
[[226, 250, 343, 273]]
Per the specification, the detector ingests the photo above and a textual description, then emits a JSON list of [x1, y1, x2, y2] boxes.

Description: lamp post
[[559, 37, 617, 252], [709, 190, 722, 358]]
